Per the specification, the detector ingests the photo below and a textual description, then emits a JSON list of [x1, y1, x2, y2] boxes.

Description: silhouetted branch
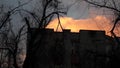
[[0, 0, 32, 30], [84, 0, 120, 45], [84, 0, 120, 12], [44, 11, 65, 27], [110, 15, 120, 32], [56, 12, 63, 31], [39, 0, 53, 28], [24, 17, 30, 30], [10, 0, 32, 14], [111, 0, 117, 9], [0, 12, 10, 29]]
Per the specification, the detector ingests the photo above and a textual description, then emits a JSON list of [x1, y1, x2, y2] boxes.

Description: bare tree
[[0, 19, 26, 68], [9, 24, 26, 68], [0, 1, 32, 68], [0, 21, 12, 68], [83, 0, 120, 45], [82, 0, 120, 67], [22, 0, 67, 68], [0, 0, 32, 30]]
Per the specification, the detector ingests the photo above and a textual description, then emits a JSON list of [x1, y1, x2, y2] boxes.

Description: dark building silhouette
[[23, 28, 119, 68]]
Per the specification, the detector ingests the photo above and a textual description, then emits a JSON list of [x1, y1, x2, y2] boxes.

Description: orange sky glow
[[46, 16, 120, 36]]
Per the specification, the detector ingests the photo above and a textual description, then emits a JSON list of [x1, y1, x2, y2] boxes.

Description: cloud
[[46, 15, 120, 36]]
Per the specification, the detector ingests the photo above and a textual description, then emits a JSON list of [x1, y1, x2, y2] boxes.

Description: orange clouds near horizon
[[46, 16, 120, 36]]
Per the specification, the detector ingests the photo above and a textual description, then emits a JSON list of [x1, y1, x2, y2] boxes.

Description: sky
[[1, 0, 120, 36], [0, 0, 120, 36], [46, 16, 115, 36], [0, 0, 91, 19], [0, 0, 111, 19], [47, 0, 120, 36], [66, 0, 89, 19]]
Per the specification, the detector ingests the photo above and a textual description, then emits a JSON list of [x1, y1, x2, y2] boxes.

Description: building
[[23, 28, 115, 68]]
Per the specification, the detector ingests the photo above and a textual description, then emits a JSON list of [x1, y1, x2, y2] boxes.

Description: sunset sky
[[46, 16, 118, 36], [46, 0, 120, 36], [0, 0, 120, 36], [47, 0, 120, 36]]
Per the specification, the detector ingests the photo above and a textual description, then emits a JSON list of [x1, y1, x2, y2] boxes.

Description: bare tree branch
[[84, 0, 120, 47], [39, 0, 53, 28], [84, 0, 120, 12], [0, 0, 32, 30], [56, 12, 63, 31]]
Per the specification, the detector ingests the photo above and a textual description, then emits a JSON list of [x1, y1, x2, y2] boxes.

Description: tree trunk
[[13, 55, 19, 68]]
